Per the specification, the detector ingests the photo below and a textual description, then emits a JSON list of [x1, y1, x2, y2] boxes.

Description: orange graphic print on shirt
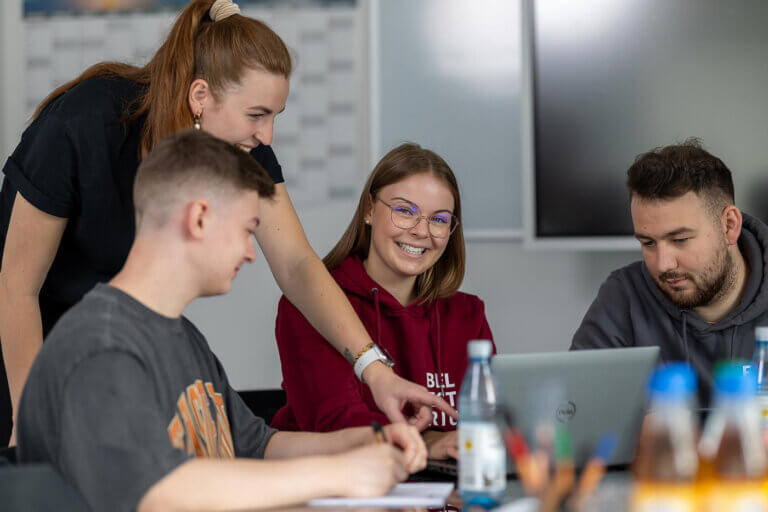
[[167, 380, 234, 458]]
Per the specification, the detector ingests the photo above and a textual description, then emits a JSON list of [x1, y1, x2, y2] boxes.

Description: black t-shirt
[[0, 76, 284, 334]]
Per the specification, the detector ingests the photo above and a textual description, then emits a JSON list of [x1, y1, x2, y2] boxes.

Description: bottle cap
[[714, 361, 756, 397], [647, 362, 697, 399], [467, 339, 493, 359], [756, 326, 768, 342]]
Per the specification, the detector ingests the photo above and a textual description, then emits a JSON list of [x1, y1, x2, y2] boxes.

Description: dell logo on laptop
[[556, 401, 577, 423]]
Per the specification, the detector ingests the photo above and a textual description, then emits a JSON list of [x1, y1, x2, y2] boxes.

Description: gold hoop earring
[[193, 112, 202, 130]]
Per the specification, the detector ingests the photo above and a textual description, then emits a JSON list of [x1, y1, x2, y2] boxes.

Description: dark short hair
[[627, 139, 734, 215], [134, 130, 275, 225]]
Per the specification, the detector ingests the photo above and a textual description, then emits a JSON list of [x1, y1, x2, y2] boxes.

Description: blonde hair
[[324, 143, 465, 303]]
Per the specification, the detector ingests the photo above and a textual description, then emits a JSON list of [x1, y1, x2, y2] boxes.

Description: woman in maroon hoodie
[[271, 143, 495, 459]]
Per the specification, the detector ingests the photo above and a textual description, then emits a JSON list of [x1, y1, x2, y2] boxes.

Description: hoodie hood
[[332, 255, 434, 318]]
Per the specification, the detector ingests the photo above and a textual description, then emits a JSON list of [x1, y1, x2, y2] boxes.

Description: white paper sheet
[[307, 482, 455, 508]]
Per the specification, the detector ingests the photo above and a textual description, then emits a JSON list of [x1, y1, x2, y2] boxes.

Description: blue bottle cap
[[714, 361, 756, 397], [647, 362, 697, 399], [756, 326, 768, 343]]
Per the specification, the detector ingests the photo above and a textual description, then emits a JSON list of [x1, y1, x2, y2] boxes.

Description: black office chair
[[237, 389, 287, 425], [0, 445, 16, 465]]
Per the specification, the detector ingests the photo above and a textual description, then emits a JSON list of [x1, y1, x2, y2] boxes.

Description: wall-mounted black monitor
[[526, 0, 768, 243]]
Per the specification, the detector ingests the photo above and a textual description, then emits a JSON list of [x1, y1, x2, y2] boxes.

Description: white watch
[[354, 344, 395, 382]]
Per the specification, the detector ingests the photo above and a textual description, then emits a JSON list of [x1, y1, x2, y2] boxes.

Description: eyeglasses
[[375, 198, 458, 239]]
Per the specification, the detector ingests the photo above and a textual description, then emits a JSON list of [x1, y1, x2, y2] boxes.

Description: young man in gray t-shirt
[[17, 130, 427, 512]]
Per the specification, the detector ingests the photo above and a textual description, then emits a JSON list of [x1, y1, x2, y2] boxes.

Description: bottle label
[[458, 422, 506, 493], [755, 394, 768, 430]]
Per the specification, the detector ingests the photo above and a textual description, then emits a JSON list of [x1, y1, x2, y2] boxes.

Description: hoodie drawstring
[[432, 305, 446, 401], [369, 286, 447, 418], [682, 310, 741, 363], [370, 288, 381, 345], [682, 311, 690, 365]]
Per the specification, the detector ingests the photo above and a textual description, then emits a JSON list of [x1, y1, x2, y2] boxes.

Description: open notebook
[[307, 482, 454, 507]]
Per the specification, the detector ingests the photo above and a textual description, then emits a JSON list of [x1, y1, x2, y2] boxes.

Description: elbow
[[274, 250, 321, 293], [0, 272, 41, 301]]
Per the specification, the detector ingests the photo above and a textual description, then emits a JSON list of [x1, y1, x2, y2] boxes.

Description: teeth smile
[[397, 243, 426, 255]]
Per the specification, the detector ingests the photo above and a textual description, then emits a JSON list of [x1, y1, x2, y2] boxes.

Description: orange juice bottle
[[630, 363, 699, 512], [698, 362, 767, 511]]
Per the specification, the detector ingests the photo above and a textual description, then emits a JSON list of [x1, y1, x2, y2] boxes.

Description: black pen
[[371, 421, 386, 443]]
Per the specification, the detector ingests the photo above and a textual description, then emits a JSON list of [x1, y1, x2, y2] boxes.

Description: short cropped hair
[[134, 130, 275, 227], [627, 139, 735, 216]]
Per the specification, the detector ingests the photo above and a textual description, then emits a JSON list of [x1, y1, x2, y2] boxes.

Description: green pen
[[541, 426, 575, 512]]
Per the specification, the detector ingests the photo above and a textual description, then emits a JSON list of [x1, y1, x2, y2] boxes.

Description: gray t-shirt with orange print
[[17, 284, 276, 512]]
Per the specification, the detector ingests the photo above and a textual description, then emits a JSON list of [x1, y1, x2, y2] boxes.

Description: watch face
[[376, 345, 395, 367]]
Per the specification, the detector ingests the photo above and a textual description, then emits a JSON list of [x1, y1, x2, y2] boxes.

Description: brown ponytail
[[33, 0, 292, 158]]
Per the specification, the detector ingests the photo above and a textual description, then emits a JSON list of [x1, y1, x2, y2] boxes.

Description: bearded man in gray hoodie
[[571, 140, 768, 406]]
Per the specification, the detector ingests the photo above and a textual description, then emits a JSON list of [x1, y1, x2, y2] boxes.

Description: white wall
[[0, 0, 24, 165]]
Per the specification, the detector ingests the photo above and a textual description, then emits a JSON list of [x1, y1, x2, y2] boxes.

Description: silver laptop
[[491, 346, 659, 470]]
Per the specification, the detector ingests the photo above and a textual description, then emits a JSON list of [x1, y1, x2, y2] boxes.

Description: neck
[[362, 257, 418, 306], [109, 233, 199, 318], [694, 245, 748, 323]]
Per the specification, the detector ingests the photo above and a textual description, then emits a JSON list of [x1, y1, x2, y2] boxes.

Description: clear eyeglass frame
[[375, 198, 459, 239]]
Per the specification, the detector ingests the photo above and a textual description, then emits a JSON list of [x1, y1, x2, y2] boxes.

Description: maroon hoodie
[[271, 255, 494, 432]]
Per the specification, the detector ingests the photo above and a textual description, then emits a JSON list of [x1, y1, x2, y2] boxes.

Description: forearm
[[0, 285, 44, 414], [256, 185, 371, 361], [138, 456, 343, 512], [264, 427, 373, 459], [280, 254, 372, 360]]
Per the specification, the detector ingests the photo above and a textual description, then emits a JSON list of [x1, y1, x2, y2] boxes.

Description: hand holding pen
[[371, 421, 428, 473]]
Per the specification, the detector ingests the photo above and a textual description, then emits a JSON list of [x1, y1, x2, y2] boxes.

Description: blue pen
[[573, 432, 618, 504]]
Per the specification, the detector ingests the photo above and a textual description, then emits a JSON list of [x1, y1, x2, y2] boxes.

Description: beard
[[655, 244, 736, 310]]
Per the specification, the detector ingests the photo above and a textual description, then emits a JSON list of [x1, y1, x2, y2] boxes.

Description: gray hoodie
[[571, 213, 768, 406]]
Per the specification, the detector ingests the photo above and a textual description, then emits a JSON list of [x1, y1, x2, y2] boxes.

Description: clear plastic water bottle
[[458, 339, 506, 507], [751, 326, 768, 432]]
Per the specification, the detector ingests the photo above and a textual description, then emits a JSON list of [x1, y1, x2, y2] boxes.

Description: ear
[[183, 199, 210, 241], [722, 205, 742, 246], [188, 78, 213, 117], [364, 193, 374, 225]]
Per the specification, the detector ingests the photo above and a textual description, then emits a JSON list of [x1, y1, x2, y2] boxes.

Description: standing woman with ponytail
[[0, 0, 452, 447]]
